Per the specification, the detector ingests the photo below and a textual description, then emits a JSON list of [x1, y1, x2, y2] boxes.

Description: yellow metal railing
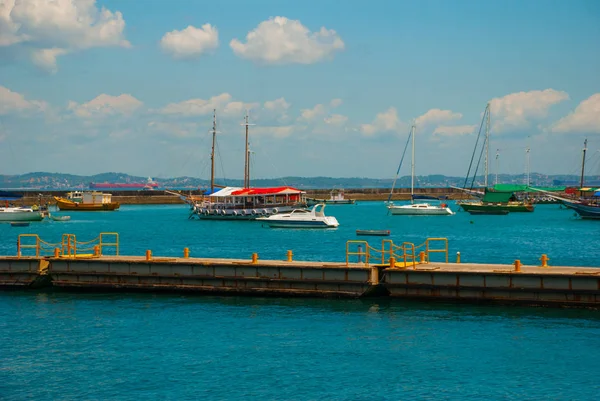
[[345, 237, 448, 269], [17, 233, 120, 259]]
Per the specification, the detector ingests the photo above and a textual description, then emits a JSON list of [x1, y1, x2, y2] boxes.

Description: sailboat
[[556, 139, 600, 219], [387, 124, 454, 216], [191, 111, 307, 220], [0, 191, 44, 222], [457, 103, 534, 214]]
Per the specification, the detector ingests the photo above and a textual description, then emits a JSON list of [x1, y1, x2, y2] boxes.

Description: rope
[[387, 129, 413, 204]]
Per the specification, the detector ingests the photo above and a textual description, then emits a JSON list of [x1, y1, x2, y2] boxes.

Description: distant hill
[[2, 172, 599, 190]]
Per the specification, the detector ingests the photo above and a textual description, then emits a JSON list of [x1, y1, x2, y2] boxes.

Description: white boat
[[307, 189, 355, 205], [387, 125, 454, 216], [256, 204, 339, 228], [0, 190, 44, 222], [0, 206, 44, 222]]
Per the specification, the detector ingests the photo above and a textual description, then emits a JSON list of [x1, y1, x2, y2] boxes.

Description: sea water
[[1, 202, 600, 400]]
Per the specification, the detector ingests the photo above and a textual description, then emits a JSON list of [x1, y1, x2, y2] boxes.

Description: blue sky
[[1, 0, 599, 181]]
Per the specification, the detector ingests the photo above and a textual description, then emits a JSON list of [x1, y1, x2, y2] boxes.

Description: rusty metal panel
[[542, 277, 571, 290], [191, 265, 213, 276], [512, 276, 542, 289], [234, 266, 258, 278], [214, 265, 235, 277], [301, 268, 324, 281], [107, 262, 131, 274], [50, 261, 71, 272], [256, 266, 281, 279], [431, 273, 456, 286], [570, 277, 598, 291], [323, 269, 347, 282], [405, 272, 433, 286], [279, 267, 302, 280], [347, 269, 370, 283], [130, 263, 151, 275], [485, 275, 511, 288]]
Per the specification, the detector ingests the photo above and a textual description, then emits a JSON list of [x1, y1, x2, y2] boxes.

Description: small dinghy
[[10, 221, 30, 227], [356, 229, 391, 236], [49, 214, 71, 221]]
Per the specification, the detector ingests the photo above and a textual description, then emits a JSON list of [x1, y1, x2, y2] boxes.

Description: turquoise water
[[1, 201, 599, 266], [2, 202, 600, 400]]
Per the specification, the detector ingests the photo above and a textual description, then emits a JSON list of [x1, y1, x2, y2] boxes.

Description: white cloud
[[298, 104, 326, 122], [489, 89, 569, 132], [324, 114, 348, 126], [416, 109, 462, 127], [330, 98, 343, 108], [30, 48, 69, 73], [67, 94, 142, 118], [159, 93, 232, 116], [230, 16, 344, 64], [360, 107, 405, 136], [0, 85, 47, 115], [1, 0, 130, 71], [433, 125, 477, 137], [550, 93, 600, 134], [222, 101, 260, 117], [264, 97, 290, 112], [160, 24, 218, 59]]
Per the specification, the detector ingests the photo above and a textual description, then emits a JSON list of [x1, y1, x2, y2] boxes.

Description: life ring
[[233, 211, 238, 216], [221, 210, 227, 215], [272, 208, 279, 214], [202, 209, 208, 215], [213, 209, 220, 215], [251, 209, 257, 215], [441, 203, 447, 208], [262, 209, 268, 215], [241, 210, 247, 216]]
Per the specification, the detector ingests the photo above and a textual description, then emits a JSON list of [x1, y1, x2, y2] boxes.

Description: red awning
[[231, 186, 303, 196]]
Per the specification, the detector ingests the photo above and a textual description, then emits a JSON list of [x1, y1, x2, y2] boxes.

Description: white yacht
[[257, 204, 339, 228]]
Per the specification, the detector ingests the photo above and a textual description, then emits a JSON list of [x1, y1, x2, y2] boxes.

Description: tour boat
[[256, 204, 339, 228], [54, 191, 120, 211]]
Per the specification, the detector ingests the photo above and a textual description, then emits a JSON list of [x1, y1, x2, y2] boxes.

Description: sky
[[1, 0, 599, 181]]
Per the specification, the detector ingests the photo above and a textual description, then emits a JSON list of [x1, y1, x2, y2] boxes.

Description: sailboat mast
[[243, 112, 250, 188], [484, 103, 490, 188], [210, 109, 217, 193], [411, 124, 415, 201], [580, 138, 588, 188], [495, 149, 499, 185]]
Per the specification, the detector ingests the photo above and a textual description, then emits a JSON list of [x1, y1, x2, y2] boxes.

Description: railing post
[[357, 245, 362, 263]]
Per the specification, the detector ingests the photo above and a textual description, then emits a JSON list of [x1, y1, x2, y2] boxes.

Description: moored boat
[[356, 229, 391, 236], [0, 190, 44, 222], [256, 204, 339, 228], [307, 189, 355, 206], [54, 191, 120, 211]]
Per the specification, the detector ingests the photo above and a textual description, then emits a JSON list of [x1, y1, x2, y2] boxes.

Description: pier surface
[[1, 255, 598, 308]]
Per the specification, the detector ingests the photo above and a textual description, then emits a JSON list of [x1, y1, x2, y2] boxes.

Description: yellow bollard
[[389, 256, 396, 268], [93, 245, 100, 256], [286, 250, 293, 262], [54, 247, 60, 258], [252, 253, 258, 264], [514, 259, 521, 272], [145, 250, 152, 261], [419, 251, 426, 263], [183, 247, 189, 258], [456, 252, 461, 264], [540, 254, 549, 267]]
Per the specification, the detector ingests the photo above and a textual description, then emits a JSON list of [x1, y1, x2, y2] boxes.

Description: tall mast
[[495, 149, 499, 185], [525, 146, 530, 186], [580, 138, 588, 188], [484, 103, 490, 188], [241, 111, 254, 188], [410, 124, 415, 202], [210, 109, 217, 193]]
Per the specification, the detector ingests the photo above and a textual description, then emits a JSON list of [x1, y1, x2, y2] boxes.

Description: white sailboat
[[387, 125, 454, 216]]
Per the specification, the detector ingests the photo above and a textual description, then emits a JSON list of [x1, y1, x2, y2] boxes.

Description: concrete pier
[[1, 255, 599, 307]]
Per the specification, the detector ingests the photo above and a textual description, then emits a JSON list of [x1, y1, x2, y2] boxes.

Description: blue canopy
[[593, 191, 600, 197]]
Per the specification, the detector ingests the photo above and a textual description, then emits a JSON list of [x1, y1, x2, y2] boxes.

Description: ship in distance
[[89, 177, 158, 190]]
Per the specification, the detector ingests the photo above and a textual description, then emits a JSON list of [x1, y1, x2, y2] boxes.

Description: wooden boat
[[54, 191, 119, 211], [356, 229, 391, 236]]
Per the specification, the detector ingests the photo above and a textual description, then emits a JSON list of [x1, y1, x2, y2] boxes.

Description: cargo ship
[[89, 178, 158, 190]]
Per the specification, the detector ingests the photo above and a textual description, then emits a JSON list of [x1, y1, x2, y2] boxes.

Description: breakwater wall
[[8, 187, 473, 205], [2, 253, 598, 308]]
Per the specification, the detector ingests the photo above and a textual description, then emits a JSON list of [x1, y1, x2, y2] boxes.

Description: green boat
[[458, 189, 534, 214]]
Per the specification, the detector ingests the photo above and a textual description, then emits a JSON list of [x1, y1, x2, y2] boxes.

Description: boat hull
[[0, 209, 44, 222], [307, 198, 355, 206], [563, 202, 600, 219], [195, 205, 299, 220], [388, 203, 454, 215], [259, 220, 337, 228], [54, 197, 120, 211], [458, 202, 534, 214]]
